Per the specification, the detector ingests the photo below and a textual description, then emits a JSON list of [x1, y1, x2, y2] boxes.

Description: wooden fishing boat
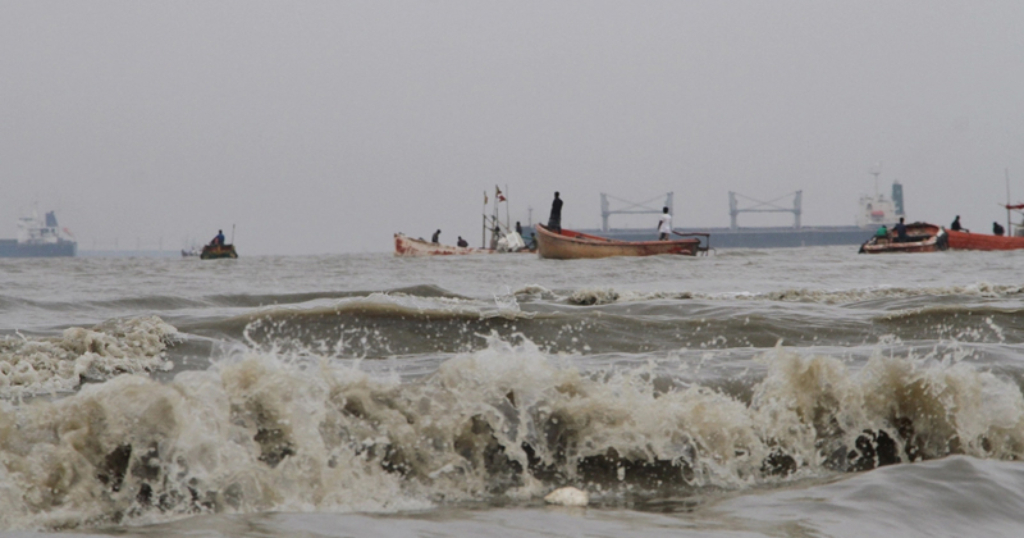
[[944, 228, 1024, 251], [394, 233, 486, 256], [200, 244, 238, 259], [859, 223, 946, 254], [534, 224, 702, 259]]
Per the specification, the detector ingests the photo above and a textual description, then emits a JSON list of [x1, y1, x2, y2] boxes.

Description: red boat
[[945, 229, 1024, 251]]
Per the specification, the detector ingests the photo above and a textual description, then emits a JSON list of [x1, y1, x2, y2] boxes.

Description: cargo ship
[[0, 210, 77, 257], [522, 181, 905, 250]]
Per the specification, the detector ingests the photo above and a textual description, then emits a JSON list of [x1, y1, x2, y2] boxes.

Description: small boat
[[859, 222, 947, 254], [200, 244, 238, 259], [534, 224, 703, 259], [394, 233, 486, 256], [945, 229, 1024, 251]]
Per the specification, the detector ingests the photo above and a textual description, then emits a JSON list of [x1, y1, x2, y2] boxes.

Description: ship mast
[[868, 162, 882, 198]]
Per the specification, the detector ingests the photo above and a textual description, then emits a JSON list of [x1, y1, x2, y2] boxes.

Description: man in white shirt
[[657, 207, 672, 240]]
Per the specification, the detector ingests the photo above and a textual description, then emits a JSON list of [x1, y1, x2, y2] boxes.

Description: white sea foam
[[0, 335, 1022, 530], [0, 316, 176, 397]]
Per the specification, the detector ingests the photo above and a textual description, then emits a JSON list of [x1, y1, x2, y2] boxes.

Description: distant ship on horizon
[[0, 209, 77, 258]]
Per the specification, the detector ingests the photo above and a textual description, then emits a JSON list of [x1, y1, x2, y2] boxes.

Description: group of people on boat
[[952, 215, 1010, 236], [426, 190, 682, 252], [876, 213, 1015, 245]]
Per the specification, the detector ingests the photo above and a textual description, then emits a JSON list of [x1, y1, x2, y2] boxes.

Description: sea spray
[[2, 333, 1023, 530]]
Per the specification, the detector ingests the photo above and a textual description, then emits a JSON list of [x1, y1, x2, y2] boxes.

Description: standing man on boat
[[431, 229, 441, 244], [657, 207, 672, 240], [547, 192, 563, 233], [894, 217, 908, 242], [211, 229, 225, 246]]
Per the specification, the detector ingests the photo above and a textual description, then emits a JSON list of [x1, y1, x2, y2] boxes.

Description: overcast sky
[[3, 1, 1023, 254]]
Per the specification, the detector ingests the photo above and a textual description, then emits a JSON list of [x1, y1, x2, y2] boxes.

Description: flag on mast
[[496, 186, 506, 202]]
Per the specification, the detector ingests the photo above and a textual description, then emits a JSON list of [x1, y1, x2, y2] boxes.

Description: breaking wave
[[1, 336, 1022, 530], [0, 316, 177, 397]]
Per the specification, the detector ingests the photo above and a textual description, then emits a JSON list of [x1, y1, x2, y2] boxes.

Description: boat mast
[[1007, 168, 1012, 234]]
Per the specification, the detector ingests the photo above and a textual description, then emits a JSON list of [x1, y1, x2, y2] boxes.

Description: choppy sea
[[3, 246, 1024, 537]]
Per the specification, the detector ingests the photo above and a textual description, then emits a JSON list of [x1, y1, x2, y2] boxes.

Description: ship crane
[[728, 191, 802, 229], [600, 192, 673, 232]]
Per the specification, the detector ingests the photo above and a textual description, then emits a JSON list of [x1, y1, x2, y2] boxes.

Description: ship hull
[[0, 239, 77, 258]]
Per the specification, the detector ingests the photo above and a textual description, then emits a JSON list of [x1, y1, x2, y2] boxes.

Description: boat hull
[[0, 239, 77, 257], [859, 223, 946, 254], [394, 233, 485, 256], [535, 225, 700, 259], [200, 245, 238, 259], [945, 229, 1024, 251]]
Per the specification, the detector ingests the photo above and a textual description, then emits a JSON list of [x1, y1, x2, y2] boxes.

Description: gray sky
[[3, 1, 1023, 254]]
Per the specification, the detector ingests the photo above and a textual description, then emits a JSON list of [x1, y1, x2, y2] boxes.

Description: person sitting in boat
[[893, 218, 908, 242], [994, 221, 1005, 236], [657, 207, 672, 240], [875, 225, 888, 238], [457, 236, 468, 247], [431, 229, 441, 244], [210, 229, 225, 247], [950, 215, 966, 232]]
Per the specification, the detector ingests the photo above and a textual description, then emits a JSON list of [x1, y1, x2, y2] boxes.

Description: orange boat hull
[[945, 229, 1024, 251], [535, 225, 701, 259]]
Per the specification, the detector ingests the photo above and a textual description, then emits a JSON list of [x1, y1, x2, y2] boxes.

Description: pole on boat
[[1007, 168, 1012, 235], [231, 224, 235, 246]]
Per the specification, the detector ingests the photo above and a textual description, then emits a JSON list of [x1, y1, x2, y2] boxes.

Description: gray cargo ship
[[0, 210, 77, 257]]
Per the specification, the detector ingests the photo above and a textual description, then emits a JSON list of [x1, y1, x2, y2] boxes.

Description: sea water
[[2, 246, 1024, 537]]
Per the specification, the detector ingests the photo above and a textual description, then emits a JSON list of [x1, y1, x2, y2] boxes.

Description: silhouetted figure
[[515, 221, 523, 235], [210, 229, 225, 247], [656, 207, 672, 240], [547, 192, 563, 232], [893, 217, 908, 242], [457, 236, 468, 247], [994, 222, 1005, 236], [431, 229, 441, 244], [950, 215, 963, 231]]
